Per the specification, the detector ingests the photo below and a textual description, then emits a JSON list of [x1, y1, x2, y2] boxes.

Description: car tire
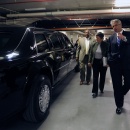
[[23, 75, 51, 122]]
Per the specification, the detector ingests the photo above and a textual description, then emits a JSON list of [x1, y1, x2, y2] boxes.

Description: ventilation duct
[[7, 9, 130, 18]]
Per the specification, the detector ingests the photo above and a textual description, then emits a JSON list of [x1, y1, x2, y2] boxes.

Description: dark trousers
[[80, 55, 91, 82], [109, 62, 130, 108], [92, 58, 107, 93]]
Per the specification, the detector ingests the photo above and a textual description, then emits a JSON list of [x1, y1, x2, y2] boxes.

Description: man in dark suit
[[108, 19, 130, 114]]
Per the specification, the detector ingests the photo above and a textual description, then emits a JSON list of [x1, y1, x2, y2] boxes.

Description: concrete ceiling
[[0, 0, 130, 35]]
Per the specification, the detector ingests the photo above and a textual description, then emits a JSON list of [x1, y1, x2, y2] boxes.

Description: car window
[[61, 34, 73, 49], [49, 33, 64, 49], [0, 31, 24, 51], [35, 34, 49, 53], [0, 28, 25, 51], [0, 33, 11, 49], [56, 33, 67, 49]]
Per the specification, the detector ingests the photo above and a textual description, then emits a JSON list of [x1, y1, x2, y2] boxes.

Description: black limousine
[[0, 26, 76, 123]]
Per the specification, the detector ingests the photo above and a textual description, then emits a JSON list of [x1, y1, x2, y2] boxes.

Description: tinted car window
[[49, 33, 64, 49], [62, 34, 73, 48], [56, 33, 67, 49], [35, 34, 49, 53], [0, 29, 25, 52], [58, 33, 73, 49], [0, 33, 11, 50], [42, 32, 56, 50]]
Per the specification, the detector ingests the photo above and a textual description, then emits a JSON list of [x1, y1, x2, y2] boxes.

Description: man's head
[[84, 29, 90, 38], [110, 19, 122, 33]]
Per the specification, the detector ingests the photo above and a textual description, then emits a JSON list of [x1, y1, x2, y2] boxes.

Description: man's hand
[[118, 33, 127, 42], [88, 63, 92, 67]]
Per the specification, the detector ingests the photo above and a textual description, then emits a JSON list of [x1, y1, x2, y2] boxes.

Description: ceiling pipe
[[0, 7, 18, 13], [7, 9, 130, 18], [0, 0, 56, 5], [51, 26, 112, 31], [0, 16, 6, 19]]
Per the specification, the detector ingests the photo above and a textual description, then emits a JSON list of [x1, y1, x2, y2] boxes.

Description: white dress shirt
[[85, 38, 90, 54]]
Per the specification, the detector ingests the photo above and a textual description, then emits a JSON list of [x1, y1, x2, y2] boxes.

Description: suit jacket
[[76, 36, 94, 62], [88, 41, 109, 64], [108, 30, 130, 69]]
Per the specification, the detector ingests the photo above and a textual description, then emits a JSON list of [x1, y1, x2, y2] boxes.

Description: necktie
[[117, 36, 120, 46]]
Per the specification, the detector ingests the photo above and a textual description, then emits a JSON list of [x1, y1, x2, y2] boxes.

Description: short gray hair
[[110, 19, 122, 26]]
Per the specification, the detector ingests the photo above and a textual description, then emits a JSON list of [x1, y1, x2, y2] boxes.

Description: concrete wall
[[60, 31, 83, 45]]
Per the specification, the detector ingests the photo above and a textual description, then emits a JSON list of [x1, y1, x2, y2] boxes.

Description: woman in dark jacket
[[88, 32, 109, 98]]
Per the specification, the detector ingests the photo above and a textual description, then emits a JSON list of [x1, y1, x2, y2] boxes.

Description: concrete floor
[[38, 68, 130, 130], [1, 68, 130, 130]]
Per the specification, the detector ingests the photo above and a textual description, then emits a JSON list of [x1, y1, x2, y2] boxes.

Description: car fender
[[23, 60, 54, 96]]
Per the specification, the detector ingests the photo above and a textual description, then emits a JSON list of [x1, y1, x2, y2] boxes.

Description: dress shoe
[[80, 81, 83, 85], [116, 107, 122, 114], [86, 81, 90, 85], [100, 90, 104, 94], [92, 93, 98, 98]]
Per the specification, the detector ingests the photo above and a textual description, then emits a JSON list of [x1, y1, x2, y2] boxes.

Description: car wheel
[[23, 75, 51, 122]]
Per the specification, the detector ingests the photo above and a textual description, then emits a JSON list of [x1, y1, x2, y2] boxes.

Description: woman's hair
[[96, 32, 104, 39]]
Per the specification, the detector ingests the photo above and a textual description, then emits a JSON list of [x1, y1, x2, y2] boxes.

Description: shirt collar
[[86, 37, 91, 40], [116, 30, 123, 35]]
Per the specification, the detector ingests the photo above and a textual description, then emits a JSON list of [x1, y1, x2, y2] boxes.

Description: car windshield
[[0, 32, 12, 51], [0, 29, 25, 52]]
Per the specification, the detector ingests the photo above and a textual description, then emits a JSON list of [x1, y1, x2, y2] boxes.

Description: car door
[[46, 32, 68, 83], [59, 33, 76, 73], [34, 32, 59, 82]]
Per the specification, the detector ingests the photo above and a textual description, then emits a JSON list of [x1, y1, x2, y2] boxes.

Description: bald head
[[84, 29, 90, 38]]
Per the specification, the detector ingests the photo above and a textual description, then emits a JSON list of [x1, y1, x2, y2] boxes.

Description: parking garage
[[0, 0, 130, 130]]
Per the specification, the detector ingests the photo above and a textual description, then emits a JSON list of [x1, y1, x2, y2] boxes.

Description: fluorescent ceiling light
[[112, 8, 130, 12], [115, 0, 130, 7], [25, 8, 46, 11]]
